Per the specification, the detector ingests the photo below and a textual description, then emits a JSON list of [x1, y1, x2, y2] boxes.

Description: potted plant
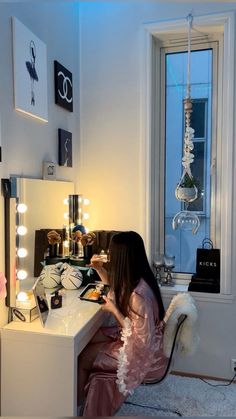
[[175, 173, 198, 202]]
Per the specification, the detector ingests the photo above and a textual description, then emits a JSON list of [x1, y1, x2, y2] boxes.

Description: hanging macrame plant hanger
[[172, 14, 200, 235]]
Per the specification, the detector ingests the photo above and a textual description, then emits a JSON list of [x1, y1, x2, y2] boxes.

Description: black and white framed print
[[54, 61, 73, 112], [12, 17, 48, 122], [58, 129, 72, 167]]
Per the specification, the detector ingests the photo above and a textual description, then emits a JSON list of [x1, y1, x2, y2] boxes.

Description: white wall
[[0, 4, 80, 405], [79, 2, 236, 379], [0, 1, 80, 308], [0, 0, 236, 394]]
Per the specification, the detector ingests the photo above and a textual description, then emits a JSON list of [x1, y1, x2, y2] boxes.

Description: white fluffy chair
[[164, 292, 199, 357], [143, 292, 199, 385]]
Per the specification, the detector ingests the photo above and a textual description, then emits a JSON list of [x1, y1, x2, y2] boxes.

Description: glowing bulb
[[17, 203, 28, 213], [17, 225, 27, 236], [17, 291, 29, 302], [83, 213, 89, 220], [63, 198, 69, 205], [79, 196, 83, 203], [63, 240, 69, 248], [17, 270, 28, 280], [83, 198, 90, 206], [17, 248, 28, 258], [64, 212, 69, 219]]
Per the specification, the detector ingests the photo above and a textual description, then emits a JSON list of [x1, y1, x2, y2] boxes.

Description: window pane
[[191, 101, 206, 138], [187, 141, 204, 212], [165, 49, 212, 274]]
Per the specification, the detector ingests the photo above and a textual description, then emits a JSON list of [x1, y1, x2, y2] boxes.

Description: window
[[164, 47, 214, 274], [143, 13, 235, 294]]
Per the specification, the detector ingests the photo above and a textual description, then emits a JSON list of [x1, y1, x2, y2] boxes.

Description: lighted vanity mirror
[[5, 177, 74, 305]]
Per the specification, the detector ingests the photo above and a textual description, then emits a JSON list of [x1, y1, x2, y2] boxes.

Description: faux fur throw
[[163, 293, 200, 357]]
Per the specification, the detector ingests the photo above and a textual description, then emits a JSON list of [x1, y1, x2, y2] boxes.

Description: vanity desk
[[1, 289, 105, 417]]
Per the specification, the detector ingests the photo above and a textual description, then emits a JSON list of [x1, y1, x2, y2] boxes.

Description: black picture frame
[[54, 60, 73, 112], [58, 128, 72, 167]]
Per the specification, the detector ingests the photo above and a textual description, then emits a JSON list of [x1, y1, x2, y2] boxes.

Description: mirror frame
[[2, 178, 17, 307], [2, 176, 75, 309]]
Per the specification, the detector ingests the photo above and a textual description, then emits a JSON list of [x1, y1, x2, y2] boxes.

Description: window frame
[[161, 43, 217, 278], [141, 12, 235, 295]]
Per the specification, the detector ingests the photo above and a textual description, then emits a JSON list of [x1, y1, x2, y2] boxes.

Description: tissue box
[[12, 306, 39, 323]]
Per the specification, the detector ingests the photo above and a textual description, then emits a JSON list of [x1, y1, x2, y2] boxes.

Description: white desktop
[[1, 288, 105, 416]]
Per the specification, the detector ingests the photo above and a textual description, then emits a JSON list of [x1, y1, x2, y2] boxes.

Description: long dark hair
[[107, 231, 165, 320]]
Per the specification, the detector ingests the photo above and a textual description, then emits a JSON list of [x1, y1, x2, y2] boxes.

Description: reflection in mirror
[[5, 177, 74, 306]]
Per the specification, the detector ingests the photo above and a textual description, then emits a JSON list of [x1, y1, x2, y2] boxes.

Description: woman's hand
[[101, 295, 117, 315], [87, 255, 109, 284], [101, 296, 126, 328], [87, 254, 104, 271]]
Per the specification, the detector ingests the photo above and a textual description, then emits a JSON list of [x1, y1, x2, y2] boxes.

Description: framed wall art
[[58, 129, 72, 167], [54, 61, 73, 112], [43, 161, 57, 180], [12, 17, 48, 122]]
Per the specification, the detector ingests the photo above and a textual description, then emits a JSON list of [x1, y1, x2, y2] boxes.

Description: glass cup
[[153, 253, 165, 286], [163, 255, 175, 286]]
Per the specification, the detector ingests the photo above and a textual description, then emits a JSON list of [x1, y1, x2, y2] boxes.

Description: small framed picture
[[54, 61, 73, 112], [58, 129, 72, 167], [43, 161, 56, 180]]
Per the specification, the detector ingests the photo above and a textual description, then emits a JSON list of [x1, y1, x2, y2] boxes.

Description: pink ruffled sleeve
[[116, 291, 163, 395]]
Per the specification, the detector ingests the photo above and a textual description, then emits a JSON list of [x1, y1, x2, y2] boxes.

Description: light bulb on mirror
[[17, 225, 27, 236], [83, 213, 89, 220], [64, 212, 69, 219], [17, 248, 28, 258], [83, 198, 90, 206], [17, 203, 28, 213], [17, 269, 28, 280], [63, 198, 69, 205], [17, 291, 29, 302]]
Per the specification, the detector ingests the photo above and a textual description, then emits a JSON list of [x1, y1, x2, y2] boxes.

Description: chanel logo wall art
[[54, 61, 73, 112], [12, 17, 48, 122], [43, 161, 57, 181], [58, 129, 72, 167]]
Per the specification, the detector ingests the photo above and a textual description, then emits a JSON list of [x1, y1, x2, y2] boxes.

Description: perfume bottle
[[51, 291, 62, 309]]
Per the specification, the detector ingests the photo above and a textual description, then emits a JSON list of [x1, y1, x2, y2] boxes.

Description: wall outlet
[[231, 358, 236, 373]]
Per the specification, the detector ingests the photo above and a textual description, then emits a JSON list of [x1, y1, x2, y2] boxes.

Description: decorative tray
[[79, 283, 110, 304]]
